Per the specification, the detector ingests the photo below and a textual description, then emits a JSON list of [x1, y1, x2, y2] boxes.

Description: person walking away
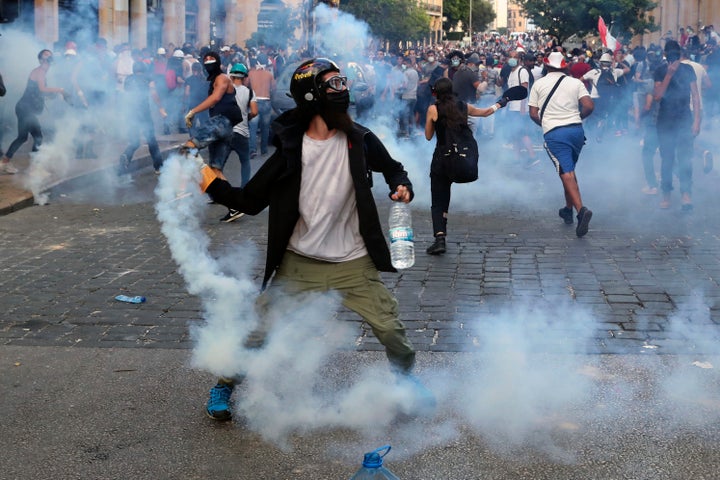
[[1, 50, 67, 174], [506, 52, 538, 167], [118, 62, 167, 174], [186, 58, 431, 421], [398, 56, 418, 138], [653, 40, 701, 211], [247, 54, 275, 157], [528, 52, 595, 237], [181, 51, 243, 189], [424, 77, 508, 254], [219, 62, 259, 223], [582, 52, 624, 142]]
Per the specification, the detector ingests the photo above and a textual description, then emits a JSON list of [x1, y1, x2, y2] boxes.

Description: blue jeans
[[229, 132, 251, 186], [249, 99, 272, 155], [190, 115, 233, 170]]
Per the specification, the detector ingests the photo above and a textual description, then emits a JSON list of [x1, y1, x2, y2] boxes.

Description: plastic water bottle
[[349, 445, 400, 479], [115, 295, 146, 304], [388, 202, 415, 269]]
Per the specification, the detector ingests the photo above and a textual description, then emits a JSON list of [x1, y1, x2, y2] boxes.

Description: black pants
[[430, 171, 452, 235], [122, 118, 162, 170], [6, 102, 42, 159]]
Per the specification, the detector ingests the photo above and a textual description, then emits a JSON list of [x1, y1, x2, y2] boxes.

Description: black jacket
[[206, 110, 414, 288]]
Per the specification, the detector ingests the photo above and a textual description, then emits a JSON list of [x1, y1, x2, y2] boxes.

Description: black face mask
[[203, 61, 222, 79], [321, 90, 350, 113], [666, 51, 681, 62]]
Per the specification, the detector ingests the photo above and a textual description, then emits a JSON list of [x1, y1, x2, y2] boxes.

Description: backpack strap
[[540, 75, 566, 121]]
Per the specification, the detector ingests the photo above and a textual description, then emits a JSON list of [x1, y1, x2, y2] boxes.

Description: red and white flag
[[598, 16, 621, 52]]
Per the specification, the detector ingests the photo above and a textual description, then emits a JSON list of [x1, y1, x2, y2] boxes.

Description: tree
[[339, 0, 431, 45], [443, 0, 496, 34], [516, 0, 658, 45]]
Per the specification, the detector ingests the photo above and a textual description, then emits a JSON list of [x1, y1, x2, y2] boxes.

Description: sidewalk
[[0, 132, 187, 216]]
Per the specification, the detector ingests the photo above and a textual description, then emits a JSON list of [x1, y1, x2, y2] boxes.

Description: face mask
[[427, 56, 435, 63], [451, 58, 460, 67], [321, 90, 350, 113], [203, 60, 222, 78], [402, 64, 407, 70], [507, 58, 518, 67]]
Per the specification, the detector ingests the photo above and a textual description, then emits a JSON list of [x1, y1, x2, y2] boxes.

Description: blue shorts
[[543, 124, 585, 175]]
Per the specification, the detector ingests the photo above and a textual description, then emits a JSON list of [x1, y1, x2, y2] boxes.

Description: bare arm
[[579, 95, 594, 119], [425, 104, 437, 140], [190, 74, 231, 113], [248, 99, 259, 120], [468, 102, 501, 118], [529, 105, 541, 126], [690, 81, 701, 136]]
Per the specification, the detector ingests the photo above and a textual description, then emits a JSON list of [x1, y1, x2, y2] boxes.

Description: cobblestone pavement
[[1, 130, 719, 356]]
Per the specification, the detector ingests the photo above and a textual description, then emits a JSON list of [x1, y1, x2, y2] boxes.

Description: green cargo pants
[[245, 250, 416, 374]]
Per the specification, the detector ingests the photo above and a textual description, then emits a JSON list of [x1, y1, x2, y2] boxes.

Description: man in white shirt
[[529, 52, 595, 237]]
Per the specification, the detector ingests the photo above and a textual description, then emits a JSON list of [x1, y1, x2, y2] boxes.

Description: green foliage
[[339, 0, 431, 44], [516, 0, 658, 45], [443, 0, 495, 33]]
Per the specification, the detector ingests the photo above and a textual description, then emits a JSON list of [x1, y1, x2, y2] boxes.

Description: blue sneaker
[[398, 373, 437, 415], [206, 383, 234, 421]]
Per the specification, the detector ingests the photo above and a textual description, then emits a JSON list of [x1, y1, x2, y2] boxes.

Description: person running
[[2, 49, 67, 174], [528, 52, 595, 237], [188, 58, 430, 421], [424, 77, 508, 255]]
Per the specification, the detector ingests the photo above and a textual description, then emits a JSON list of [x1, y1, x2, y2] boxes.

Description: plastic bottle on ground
[[349, 445, 400, 479]]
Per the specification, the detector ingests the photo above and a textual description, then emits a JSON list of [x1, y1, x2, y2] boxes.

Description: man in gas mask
[[185, 58, 431, 421], [181, 51, 243, 181]]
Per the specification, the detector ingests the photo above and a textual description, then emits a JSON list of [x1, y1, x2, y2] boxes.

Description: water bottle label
[[389, 227, 413, 243]]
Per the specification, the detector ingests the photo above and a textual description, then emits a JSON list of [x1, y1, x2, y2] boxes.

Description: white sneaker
[[0, 161, 19, 174], [641, 186, 658, 195]]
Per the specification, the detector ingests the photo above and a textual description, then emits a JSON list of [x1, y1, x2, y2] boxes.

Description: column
[[130, 0, 147, 48], [114, 0, 129, 45], [34, 0, 59, 45], [197, 0, 211, 47]]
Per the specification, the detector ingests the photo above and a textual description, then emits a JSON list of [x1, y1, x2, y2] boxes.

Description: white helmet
[[599, 53, 613, 63]]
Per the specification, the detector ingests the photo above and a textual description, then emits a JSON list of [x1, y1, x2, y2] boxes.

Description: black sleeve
[[364, 132, 414, 200]]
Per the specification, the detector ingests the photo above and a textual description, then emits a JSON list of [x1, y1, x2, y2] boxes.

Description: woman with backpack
[[423, 77, 507, 255]]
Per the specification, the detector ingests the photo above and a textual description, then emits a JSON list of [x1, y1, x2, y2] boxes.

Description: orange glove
[[199, 164, 218, 193]]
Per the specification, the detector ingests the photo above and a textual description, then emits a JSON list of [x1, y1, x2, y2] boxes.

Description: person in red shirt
[[569, 52, 592, 92]]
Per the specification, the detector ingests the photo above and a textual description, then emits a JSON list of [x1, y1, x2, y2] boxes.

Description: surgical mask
[[451, 58, 460, 67], [507, 58, 518, 67], [427, 56, 435, 63], [402, 64, 407, 70]]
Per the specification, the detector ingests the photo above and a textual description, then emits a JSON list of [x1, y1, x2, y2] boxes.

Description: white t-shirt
[[287, 131, 368, 262], [232, 84, 256, 137], [682, 59, 707, 110], [528, 72, 590, 134], [582, 67, 624, 98], [507, 66, 530, 111]]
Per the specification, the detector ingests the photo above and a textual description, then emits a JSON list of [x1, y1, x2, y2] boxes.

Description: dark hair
[[37, 49, 52, 61], [203, 51, 221, 64], [664, 40, 681, 53], [433, 77, 466, 130]]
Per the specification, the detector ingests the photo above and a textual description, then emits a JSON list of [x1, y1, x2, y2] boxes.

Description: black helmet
[[289, 58, 340, 107]]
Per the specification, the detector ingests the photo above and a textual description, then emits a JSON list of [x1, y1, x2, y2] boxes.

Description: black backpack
[[596, 68, 619, 101]]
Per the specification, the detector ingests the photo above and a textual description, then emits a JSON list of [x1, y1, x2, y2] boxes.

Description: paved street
[[1, 126, 720, 478]]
